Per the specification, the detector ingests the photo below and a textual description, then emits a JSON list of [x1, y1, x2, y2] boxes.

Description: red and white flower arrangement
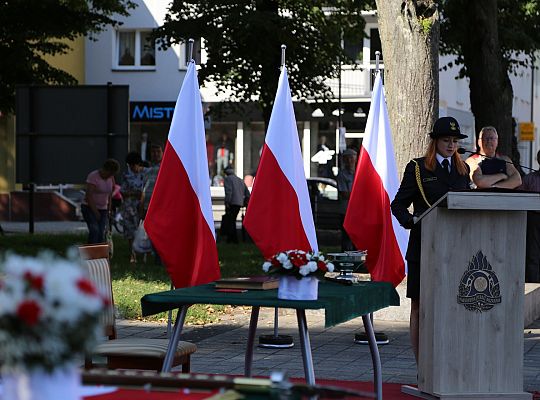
[[0, 251, 108, 372], [262, 250, 334, 280]]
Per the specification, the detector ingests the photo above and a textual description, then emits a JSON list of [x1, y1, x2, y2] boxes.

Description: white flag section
[[244, 66, 318, 258], [144, 61, 220, 288], [344, 72, 408, 286]]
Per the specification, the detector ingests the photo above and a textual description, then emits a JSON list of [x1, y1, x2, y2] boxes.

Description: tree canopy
[[440, 0, 540, 161], [0, 0, 135, 113], [155, 0, 371, 125]]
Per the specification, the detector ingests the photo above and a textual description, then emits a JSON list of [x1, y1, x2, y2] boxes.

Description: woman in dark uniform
[[391, 116, 470, 364]]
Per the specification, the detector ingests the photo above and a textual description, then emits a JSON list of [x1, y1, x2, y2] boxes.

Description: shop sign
[[130, 102, 176, 122]]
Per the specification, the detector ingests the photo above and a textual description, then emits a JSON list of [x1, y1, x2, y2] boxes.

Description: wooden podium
[[403, 191, 540, 400]]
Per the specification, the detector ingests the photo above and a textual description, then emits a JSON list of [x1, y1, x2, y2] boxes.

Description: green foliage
[[440, 0, 540, 76], [419, 16, 433, 35], [155, 0, 372, 123], [0, 0, 136, 113]]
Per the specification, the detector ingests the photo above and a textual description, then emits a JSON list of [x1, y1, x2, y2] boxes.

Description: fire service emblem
[[457, 251, 501, 313]]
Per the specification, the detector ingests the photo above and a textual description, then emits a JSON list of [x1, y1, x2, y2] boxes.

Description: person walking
[[81, 159, 120, 244], [391, 116, 470, 364], [222, 166, 250, 243], [120, 151, 146, 263]]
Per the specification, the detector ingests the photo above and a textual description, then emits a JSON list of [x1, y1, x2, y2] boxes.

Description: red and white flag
[[145, 61, 220, 288], [244, 66, 318, 258], [344, 72, 408, 287]]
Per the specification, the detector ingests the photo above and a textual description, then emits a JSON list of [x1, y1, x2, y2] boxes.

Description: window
[[115, 30, 155, 69], [343, 37, 362, 63]]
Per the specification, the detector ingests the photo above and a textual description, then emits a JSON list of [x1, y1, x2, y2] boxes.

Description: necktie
[[442, 159, 450, 174]]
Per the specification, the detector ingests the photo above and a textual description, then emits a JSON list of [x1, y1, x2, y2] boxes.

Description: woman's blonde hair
[[424, 139, 468, 176]]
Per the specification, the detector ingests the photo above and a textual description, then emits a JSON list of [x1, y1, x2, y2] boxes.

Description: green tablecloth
[[141, 280, 400, 328]]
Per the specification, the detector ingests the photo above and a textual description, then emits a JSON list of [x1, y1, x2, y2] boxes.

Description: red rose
[[17, 300, 41, 326], [271, 258, 281, 266], [317, 260, 328, 272], [77, 278, 97, 296], [291, 253, 307, 267], [23, 271, 44, 292]]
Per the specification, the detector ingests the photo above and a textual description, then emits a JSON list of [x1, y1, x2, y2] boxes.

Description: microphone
[[457, 148, 537, 172]]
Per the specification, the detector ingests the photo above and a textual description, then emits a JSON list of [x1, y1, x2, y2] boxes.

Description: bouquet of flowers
[[0, 251, 108, 372], [262, 250, 335, 280]]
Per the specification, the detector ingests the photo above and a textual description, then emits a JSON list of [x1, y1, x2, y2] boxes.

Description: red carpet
[[85, 378, 413, 399], [85, 378, 540, 399]]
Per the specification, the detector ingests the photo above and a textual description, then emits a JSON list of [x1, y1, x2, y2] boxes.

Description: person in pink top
[[81, 159, 120, 244]]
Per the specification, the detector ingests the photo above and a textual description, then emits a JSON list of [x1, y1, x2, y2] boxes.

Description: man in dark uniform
[[222, 166, 250, 243], [391, 116, 471, 364]]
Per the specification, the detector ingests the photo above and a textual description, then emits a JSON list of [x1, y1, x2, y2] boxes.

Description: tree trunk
[[457, 0, 514, 157], [375, 0, 439, 177]]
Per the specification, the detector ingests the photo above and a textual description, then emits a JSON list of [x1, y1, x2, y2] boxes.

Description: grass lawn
[[0, 232, 338, 324]]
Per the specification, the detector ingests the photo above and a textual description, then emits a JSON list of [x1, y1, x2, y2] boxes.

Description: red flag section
[[344, 150, 404, 287], [243, 147, 311, 259], [144, 61, 220, 288], [243, 66, 317, 258], [344, 72, 407, 287], [145, 146, 220, 288]]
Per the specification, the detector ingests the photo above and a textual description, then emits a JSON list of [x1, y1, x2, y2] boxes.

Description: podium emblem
[[457, 251, 501, 312]]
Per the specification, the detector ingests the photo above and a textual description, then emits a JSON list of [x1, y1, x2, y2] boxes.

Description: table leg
[[362, 314, 382, 400], [245, 306, 260, 377], [161, 305, 189, 372], [296, 309, 315, 385]]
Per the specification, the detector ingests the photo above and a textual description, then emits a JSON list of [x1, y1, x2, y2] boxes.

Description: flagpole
[[187, 38, 194, 66], [354, 48, 390, 347], [259, 43, 295, 351]]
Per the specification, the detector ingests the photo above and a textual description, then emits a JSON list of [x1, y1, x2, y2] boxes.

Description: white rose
[[327, 263, 334, 273], [262, 261, 272, 272], [283, 260, 293, 269], [276, 253, 288, 263], [299, 265, 311, 276], [307, 261, 318, 273]]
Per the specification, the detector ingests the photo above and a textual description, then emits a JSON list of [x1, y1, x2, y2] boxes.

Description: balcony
[[325, 64, 384, 100]]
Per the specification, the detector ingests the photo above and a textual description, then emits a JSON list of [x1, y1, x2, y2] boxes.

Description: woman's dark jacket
[[391, 157, 470, 263]]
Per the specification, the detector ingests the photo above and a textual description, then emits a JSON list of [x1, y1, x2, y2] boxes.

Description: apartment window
[[116, 30, 155, 69], [343, 38, 362, 63]]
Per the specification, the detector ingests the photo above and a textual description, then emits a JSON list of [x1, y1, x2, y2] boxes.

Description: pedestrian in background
[[336, 148, 357, 251], [139, 143, 164, 264], [81, 159, 120, 244], [140, 144, 163, 218], [222, 166, 250, 243], [120, 151, 146, 264]]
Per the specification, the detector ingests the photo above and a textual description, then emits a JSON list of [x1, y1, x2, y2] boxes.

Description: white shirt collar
[[436, 153, 452, 166]]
